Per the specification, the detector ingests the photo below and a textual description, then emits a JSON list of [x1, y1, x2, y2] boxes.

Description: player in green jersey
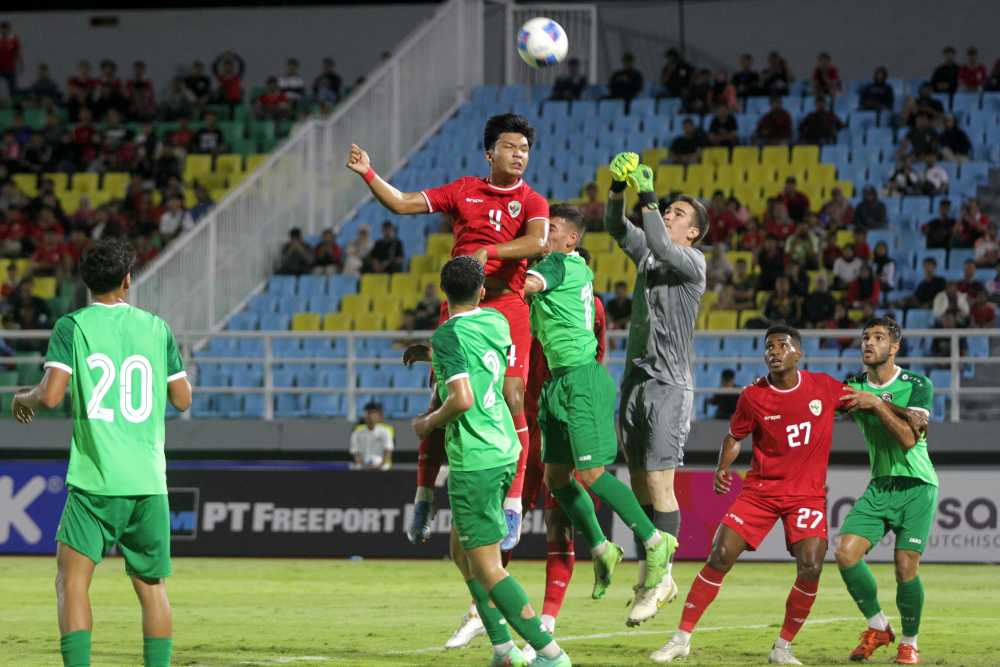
[[11, 238, 192, 667], [523, 204, 676, 617], [837, 317, 937, 666], [410, 255, 570, 667]]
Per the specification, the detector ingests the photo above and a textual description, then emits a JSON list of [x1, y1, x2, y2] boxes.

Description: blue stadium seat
[[867, 230, 898, 252], [297, 275, 326, 297], [242, 395, 265, 418], [236, 339, 264, 357], [904, 309, 934, 329], [275, 395, 306, 418], [198, 369, 227, 388], [191, 395, 217, 418], [276, 295, 310, 314], [657, 98, 682, 116], [308, 394, 344, 417], [307, 295, 340, 314], [359, 368, 390, 388], [961, 161, 990, 183], [821, 145, 849, 164], [273, 368, 296, 388], [272, 338, 305, 360], [267, 276, 296, 296], [228, 312, 258, 331], [900, 196, 932, 221], [849, 111, 878, 132], [319, 365, 348, 388], [722, 337, 756, 354], [694, 337, 722, 358], [393, 366, 427, 388], [247, 294, 278, 314], [983, 92, 1000, 113], [951, 92, 980, 115], [947, 249, 975, 271], [231, 368, 262, 388], [328, 275, 359, 296], [630, 98, 655, 117]]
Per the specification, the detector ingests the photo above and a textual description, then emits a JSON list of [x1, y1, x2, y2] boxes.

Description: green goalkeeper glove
[[608, 152, 639, 190], [627, 164, 655, 194]]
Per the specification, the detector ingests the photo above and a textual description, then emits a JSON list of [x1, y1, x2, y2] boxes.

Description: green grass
[[1, 557, 998, 666]]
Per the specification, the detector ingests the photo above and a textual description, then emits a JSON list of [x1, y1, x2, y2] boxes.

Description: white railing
[[2, 329, 997, 423], [129, 0, 484, 334]]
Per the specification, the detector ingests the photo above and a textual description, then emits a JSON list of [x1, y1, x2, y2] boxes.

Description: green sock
[[588, 471, 656, 543], [143, 637, 172, 667], [550, 479, 607, 550], [896, 576, 924, 636], [839, 560, 882, 619], [60, 630, 91, 667], [466, 578, 513, 646], [489, 575, 554, 652]]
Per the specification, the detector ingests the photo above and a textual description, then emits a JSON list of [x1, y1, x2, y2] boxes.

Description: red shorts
[[721, 491, 828, 553], [438, 292, 531, 381]]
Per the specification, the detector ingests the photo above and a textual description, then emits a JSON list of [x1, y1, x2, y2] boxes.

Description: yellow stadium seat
[[696, 308, 709, 330], [806, 163, 836, 186], [731, 146, 760, 169], [102, 173, 129, 197], [427, 233, 453, 257], [183, 155, 213, 183], [13, 174, 37, 196], [210, 188, 228, 203], [291, 312, 322, 331], [836, 229, 854, 247], [384, 310, 402, 331], [833, 180, 854, 198], [215, 154, 244, 177], [322, 313, 352, 331], [807, 270, 830, 291], [701, 146, 730, 167], [641, 147, 668, 166], [71, 172, 99, 193], [417, 272, 440, 294], [701, 290, 719, 311], [746, 165, 778, 188], [247, 154, 268, 173], [59, 192, 81, 214], [389, 271, 419, 294], [655, 164, 684, 195], [802, 185, 824, 207], [193, 172, 228, 190], [586, 232, 613, 253], [353, 312, 385, 330], [791, 145, 820, 166], [761, 146, 790, 167], [371, 294, 403, 315], [360, 273, 390, 294], [707, 310, 739, 330], [595, 165, 613, 193], [340, 294, 371, 316], [32, 276, 57, 299], [184, 189, 197, 208], [726, 250, 754, 272], [592, 273, 612, 293], [409, 255, 434, 274], [756, 291, 769, 309], [685, 164, 714, 189], [594, 252, 626, 277], [43, 173, 69, 191], [738, 309, 763, 328], [848, 309, 864, 322]]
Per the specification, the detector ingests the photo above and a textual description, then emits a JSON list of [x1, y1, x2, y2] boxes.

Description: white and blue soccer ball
[[517, 17, 569, 69]]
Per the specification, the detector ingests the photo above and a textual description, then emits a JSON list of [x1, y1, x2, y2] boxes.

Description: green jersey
[[846, 366, 938, 487], [430, 307, 519, 472], [527, 252, 596, 369], [45, 302, 186, 496]]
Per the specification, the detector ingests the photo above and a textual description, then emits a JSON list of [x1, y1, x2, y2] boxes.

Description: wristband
[[486, 245, 500, 260], [638, 191, 658, 209], [610, 180, 627, 193], [362, 167, 377, 184]]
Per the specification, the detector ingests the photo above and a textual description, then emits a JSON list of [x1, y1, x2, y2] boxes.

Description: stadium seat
[[259, 313, 290, 330], [297, 275, 326, 296], [737, 309, 763, 328], [731, 146, 760, 169], [291, 312, 321, 331], [791, 145, 819, 166], [707, 310, 739, 330], [323, 313, 352, 331], [340, 294, 371, 316], [360, 273, 390, 294], [354, 313, 385, 330]]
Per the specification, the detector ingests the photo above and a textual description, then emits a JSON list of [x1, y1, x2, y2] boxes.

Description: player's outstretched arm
[[472, 217, 549, 267], [168, 377, 193, 412], [11, 367, 70, 423], [523, 274, 545, 295], [603, 152, 648, 264], [840, 391, 919, 450], [346, 143, 429, 215], [714, 434, 743, 495], [631, 164, 704, 283], [412, 376, 473, 439]]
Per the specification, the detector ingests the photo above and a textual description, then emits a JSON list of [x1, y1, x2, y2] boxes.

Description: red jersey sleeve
[[593, 296, 607, 363], [420, 178, 464, 215], [728, 390, 755, 440], [523, 190, 549, 224]]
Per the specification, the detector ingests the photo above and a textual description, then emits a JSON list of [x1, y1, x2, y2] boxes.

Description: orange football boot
[[849, 626, 895, 661]]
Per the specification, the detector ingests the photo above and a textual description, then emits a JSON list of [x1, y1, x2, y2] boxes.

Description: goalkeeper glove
[[608, 152, 639, 192], [627, 164, 655, 194]]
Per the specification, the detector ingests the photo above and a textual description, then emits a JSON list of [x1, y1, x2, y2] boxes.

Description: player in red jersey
[[651, 325, 851, 665], [347, 113, 549, 552]]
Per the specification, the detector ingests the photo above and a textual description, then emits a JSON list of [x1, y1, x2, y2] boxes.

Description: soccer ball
[[516, 17, 569, 69]]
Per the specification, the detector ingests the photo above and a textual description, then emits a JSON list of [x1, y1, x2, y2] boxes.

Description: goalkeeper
[[603, 153, 709, 626]]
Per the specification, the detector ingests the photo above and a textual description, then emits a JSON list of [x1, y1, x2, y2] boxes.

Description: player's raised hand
[[904, 409, 929, 439], [412, 413, 433, 439], [403, 343, 432, 367], [714, 467, 732, 495], [11, 392, 34, 424], [608, 152, 639, 182], [627, 164, 655, 194], [346, 143, 371, 175]]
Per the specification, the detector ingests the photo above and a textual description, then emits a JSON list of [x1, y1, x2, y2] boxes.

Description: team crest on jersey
[[508, 200, 522, 218], [809, 399, 822, 416], [881, 392, 893, 402]]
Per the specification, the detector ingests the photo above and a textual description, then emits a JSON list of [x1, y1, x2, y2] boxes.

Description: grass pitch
[[1, 557, 998, 666]]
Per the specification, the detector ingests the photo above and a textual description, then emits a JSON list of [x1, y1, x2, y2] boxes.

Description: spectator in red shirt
[[313, 228, 343, 276], [213, 50, 246, 105], [92, 63, 128, 120], [0, 21, 23, 100], [755, 95, 792, 145], [706, 189, 742, 245], [72, 108, 100, 164], [959, 46, 987, 91], [955, 199, 989, 248], [127, 60, 156, 121], [970, 292, 997, 328], [255, 77, 291, 119], [0, 263, 17, 299], [738, 218, 765, 251], [811, 52, 841, 98], [764, 199, 796, 240], [98, 59, 123, 95], [957, 259, 985, 298], [780, 176, 810, 222], [852, 228, 871, 261], [819, 186, 854, 229], [31, 229, 64, 275], [168, 117, 196, 153], [68, 60, 97, 95]]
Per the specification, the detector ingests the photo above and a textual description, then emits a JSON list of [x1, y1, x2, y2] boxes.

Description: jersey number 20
[[87, 353, 153, 423]]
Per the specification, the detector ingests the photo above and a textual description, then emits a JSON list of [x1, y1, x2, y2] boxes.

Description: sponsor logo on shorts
[[726, 512, 744, 525], [578, 455, 592, 462], [809, 399, 822, 416], [460, 534, 470, 542], [908, 537, 922, 544], [764, 415, 782, 421]]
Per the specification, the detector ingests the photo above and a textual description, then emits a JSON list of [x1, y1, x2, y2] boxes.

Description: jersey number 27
[[785, 421, 812, 448]]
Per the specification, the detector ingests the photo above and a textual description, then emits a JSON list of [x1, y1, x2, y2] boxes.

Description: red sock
[[501, 549, 513, 568], [505, 413, 530, 500], [780, 576, 819, 642], [521, 414, 544, 510], [542, 539, 576, 619], [415, 428, 446, 489], [678, 565, 727, 633]]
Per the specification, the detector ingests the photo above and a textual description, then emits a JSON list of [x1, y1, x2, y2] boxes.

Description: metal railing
[[2, 329, 997, 423]]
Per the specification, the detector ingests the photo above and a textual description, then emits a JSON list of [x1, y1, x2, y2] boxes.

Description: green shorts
[[840, 477, 938, 554], [448, 463, 515, 550], [538, 360, 618, 470], [56, 488, 172, 579]]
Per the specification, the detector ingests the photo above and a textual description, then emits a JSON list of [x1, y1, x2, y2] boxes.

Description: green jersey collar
[[865, 365, 901, 389]]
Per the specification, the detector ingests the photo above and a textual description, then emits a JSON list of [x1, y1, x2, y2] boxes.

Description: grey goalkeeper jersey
[[605, 197, 706, 389]]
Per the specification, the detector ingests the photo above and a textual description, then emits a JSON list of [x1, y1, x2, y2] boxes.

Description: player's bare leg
[[56, 543, 96, 666], [628, 468, 680, 626], [768, 537, 826, 665], [131, 575, 173, 667], [836, 534, 898, 662], [651, 525, 746, 663], [500, 375, 530, 550]]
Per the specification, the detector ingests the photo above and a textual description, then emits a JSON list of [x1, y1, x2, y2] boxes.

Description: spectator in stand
[[957, 259, 985, 298], [765, 198, 796, 240], [974, 223, 999, 267], [608, 52, 643, 106], [350, 402, 394, 470], [907, 257, 947, 308], [931, 46, 960, 95], [914, 83, 945, 121], [313, 57, 343, 104], [923, 153, 949, 195], [213, 50, 245, 105], [933, 281, 970, 326], [708, 105, 739, 147], [64, 83, 90, 124], [970, 292, 997, 327], [954, 199, 989, 247], [580, 182, 604, 231], [0, 264, 17, 299], [821, 302, 855, 350], [811, 52, 842, 98], [859, 66, 894, 113], [342, 224, 371, 276], [939, 114, 972, 163], [711, 69, 738, 111], [854, 185, 888, 230], [784, 224, 820, 269], [764, 276, 801, 326], [784, 260, 810, 298], [731, 53, 760, 98], [256, 77, 291, 119], [887, 155, 924, 195], [779, 176, 810, 222], [802, 273, 836, 327], [761, 50, 792, 96], [987, 59, 1000, 92], [313, 228, 342, 276], [658, 48, 693, 98], [706, 244, 733, 290], [847, 263, 880, 307], [154, 146, 182, 189], [727, 258, 756, 309], [755, 94, 793, 145], [29, 64, 61, 103], [901, 112, 940, 162], [160, 78, 194, 122], [184, 61, 213, 108], [959, 46, 987, 91], [168, 116, 196, 153], [0, 21, 22, 101], [413, 282, 441, 330], [126, 60, 156, 121], [364, 221, 404, 274], [669, 117, 707, 165], [706, 190, 742, 244], [132, 234, 159, 271], [550, 57, 587, 101], [832, 243, 863, 288], [708, 369, 739, 419], [68, 59, 97, 95], [605, 281, 632, 329], [819, 187, 854, 229], [189, 184, 214, 221], [278, 57, 306, 107], [738, 218, 765, 251], [682, 68, 713, 115], [755, 236, 785, 291], [9, 278, 51, 341], [852, 227, 871, 260], [193, 111, 226, 154], [277, 227, 313, 275], [870, 241, 896, 293], [798, 96, 844, 144]]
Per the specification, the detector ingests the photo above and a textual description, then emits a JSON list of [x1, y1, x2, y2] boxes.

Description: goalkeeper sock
[[678, 565, 726, 633], [60, 630, 91, 667], [839, 560, 883, 620], [489, 575, 558, 654], [654, 509, 681, 576], [896, 576, 924, 637], [467, 579, 513, 647], [780, 576, 819, 642], [588, 471, 657, 543], [551, 479, 607, 551], [143, 637, 172, 667]]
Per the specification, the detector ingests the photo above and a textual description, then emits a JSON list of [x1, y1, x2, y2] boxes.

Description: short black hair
[[440, 256, 484, 305], [764, 324, 802, 348], [721, 368, 736, 381], [483, 113, 535, 151], [576, 246, 592, 264], [673, 194, 709, 244], [549, 203, 584, 235], [80, 237, 136, 295], [863, 316, 902, 342], [363, 401, 383, 413]]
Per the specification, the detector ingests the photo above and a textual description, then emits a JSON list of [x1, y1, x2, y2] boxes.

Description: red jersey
[[422, 176, 548, 293], [728, 370, 849, 498], [0, 35, 20, 73]]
